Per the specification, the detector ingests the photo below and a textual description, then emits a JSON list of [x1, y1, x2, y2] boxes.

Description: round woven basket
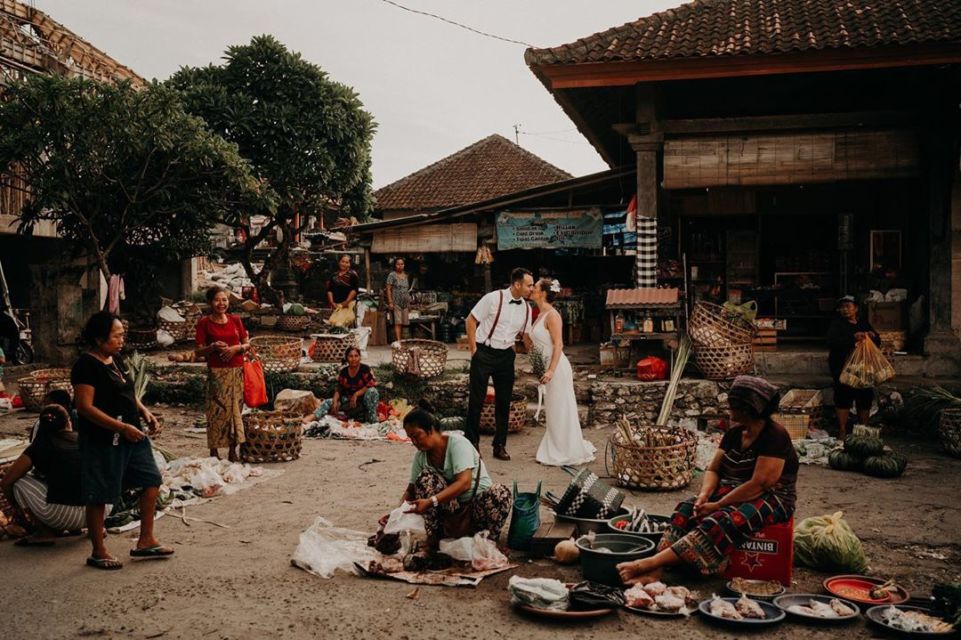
[[240, 411, 304, 463], [179, 310, 202, 343], [250, 336, 302, 374], [609, 426, 697, 490], [688, 301, 756, 347], [693, 343, 755, 380], [125, 328, 158, 352], [277, 315, 310, 333], [158, 319, 188, 342], [478, 393, 528, 434], [311, 333, 357, 363], [17, 368, 73, 412], [391, 339, 448, 379], [939, 408, 961, 459]]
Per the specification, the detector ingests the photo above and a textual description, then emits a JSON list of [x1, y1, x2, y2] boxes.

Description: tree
[[168, 35, 376, 304], [0, 75, 272, 286]]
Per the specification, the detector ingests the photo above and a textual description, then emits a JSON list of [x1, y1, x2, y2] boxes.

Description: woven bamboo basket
[[478, 393, 528, 434], [310, 332, 357, 363], [180, 311, 202, 343], [693, 343, 755, 380], [688, 301, 757, 347], [939, 408, 961, 459], [250, 336, 302, 374], [18, 368, 73, 412], [773, 413, 811, 440], [773, 389, 824, 439], [125, 328, 158, 352], [277, 315, 310, 333], [609, 426, 697, 490], [240, 411, 304, 463], [391, 339, 447, 379], [158, 319, 188, 342]]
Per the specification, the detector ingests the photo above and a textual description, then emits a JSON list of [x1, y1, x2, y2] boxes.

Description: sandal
[[130, 545, 175, 558], [86, 556, 123, 570]]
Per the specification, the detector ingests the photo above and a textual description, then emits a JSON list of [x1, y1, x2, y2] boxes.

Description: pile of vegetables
[[794, 511, 868, 573], [828, 435, 908, 479]]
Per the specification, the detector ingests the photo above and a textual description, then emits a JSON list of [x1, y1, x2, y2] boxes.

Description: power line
[[378, 0, 536, 48]]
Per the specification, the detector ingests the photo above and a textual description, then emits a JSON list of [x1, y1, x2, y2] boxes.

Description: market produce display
[[623, 582, 698, 615], [611, 508, 669, 534], [828, 435, 908, 479], [794, 512, 868, 573], [785, 598, 857, 618], [727, 578, 786, 599], [876, 606, 954, 633]]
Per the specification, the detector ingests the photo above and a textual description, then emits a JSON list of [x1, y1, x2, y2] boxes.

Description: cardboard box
[[362, 310, 388, 346], [867, 302, 905, 331]]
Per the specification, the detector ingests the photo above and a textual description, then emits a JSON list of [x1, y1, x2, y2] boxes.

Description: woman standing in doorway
[[385, 257, 411, 343]]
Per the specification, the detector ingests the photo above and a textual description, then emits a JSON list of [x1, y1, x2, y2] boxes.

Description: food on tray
[[830, 599, 857, 616], [729, 577, 784, 597], [879, 606, 953, 633], [645, 581, 667, 596], [870, 578, 900, 600], [709, 595, 743, 620], [655, 593, 686, 613], [624, 583, 698, 613], [787, 604, 818, 616], [735, 594, 767, 619], [624, 585, 655, 608], [614, 508, 670, 534]]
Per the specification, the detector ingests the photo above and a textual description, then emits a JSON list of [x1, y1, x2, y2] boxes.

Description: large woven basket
[[478, 393, 528, 434], [688, 301, 757, 347], [391, 339, 447, 379], [18, 368, 73, 412], [774, 389, 824, 440], [311, 332, 357, 363], [250, 336, 302, 374], [694, 343, 755, 380], [609, 426, 697, 490], [939, 408, 961, 459], [241, 411, 304, 463], [125, 328, 158, 352], [158, 319, 188, 342], [277, 315, 310, 333]]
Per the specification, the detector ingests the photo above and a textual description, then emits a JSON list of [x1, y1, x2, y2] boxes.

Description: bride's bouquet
[[529, 346, 548, 421]]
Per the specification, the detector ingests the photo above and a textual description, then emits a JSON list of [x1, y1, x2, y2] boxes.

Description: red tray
[[823, 575, 909, 605]]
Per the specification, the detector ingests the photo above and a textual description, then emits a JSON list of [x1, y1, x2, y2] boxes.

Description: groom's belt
[[478, 343, 515, 353]]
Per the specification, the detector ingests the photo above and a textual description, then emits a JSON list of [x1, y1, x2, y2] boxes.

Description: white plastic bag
[[383, 501, 426, 535], [439, 531, 509, 571], [291, 517, 379, 578], [156, 329, 175, 347]]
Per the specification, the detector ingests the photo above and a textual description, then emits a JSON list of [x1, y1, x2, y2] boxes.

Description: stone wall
[[589, 380, 729, 426]]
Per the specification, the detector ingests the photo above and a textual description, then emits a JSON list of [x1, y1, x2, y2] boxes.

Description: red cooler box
[[722, 517, 794, 587]]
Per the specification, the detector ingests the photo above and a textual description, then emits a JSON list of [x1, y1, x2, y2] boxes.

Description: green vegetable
[[287, 303, 306, 317], [439, 416, 465, 431], [794, 511, 868, 573], [828, 450, 862, 472], [862, 453, 907, 478], [843, 435, 884, 459]]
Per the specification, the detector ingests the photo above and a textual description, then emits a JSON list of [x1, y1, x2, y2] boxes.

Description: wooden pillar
[[363, 246, 372, 291]]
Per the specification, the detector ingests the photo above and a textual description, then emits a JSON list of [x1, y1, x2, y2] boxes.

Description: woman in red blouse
[[194, 286, 251, 461], [311, 346, 379, 423]]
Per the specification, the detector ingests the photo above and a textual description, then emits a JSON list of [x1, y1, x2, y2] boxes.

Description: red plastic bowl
[[823, 575, 909, 605]]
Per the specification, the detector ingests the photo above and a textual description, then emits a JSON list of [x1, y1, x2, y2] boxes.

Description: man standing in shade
[[465, 267, 534, 460]]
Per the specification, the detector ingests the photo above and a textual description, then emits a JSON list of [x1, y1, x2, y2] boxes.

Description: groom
[[465, 267, 534, 460]]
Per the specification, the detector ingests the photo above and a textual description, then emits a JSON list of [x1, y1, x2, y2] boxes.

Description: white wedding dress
[[532, 310, 596, 466]]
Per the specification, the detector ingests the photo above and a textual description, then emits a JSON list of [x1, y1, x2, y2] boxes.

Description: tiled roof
[[373, 134, 572, 212], [606, 288, 680, 308], [525, 0, 961, 66]]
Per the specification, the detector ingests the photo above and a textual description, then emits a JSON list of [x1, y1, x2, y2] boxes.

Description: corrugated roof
[[606, 288, 680, 308], [373, 134, 572, 213], [525, 0, 961, 67]]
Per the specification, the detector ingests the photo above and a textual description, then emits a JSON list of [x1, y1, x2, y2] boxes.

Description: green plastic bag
[[507, 481, 542, 551], [793, 511, 868, 573]]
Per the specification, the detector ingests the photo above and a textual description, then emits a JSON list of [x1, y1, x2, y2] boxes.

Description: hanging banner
[[496, 210, 603, 250]]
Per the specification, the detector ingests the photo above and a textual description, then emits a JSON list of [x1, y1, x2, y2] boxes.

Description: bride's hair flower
[[549, 279, 561, 293]]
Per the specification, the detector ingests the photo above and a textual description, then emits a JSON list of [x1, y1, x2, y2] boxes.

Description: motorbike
[[0, 258, 34, 364]]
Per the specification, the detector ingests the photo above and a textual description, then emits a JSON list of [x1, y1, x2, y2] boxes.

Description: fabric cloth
[[315, 387, 380, 423], [412, 468, 512, 542], [408, 432, 492, 504], [389, 306, 410, 326], [635, 215, 657, 287], [79, 432, 162, 505], [827, 316, 881, 380], [531, 310, 596, 466], [71, 353, 140, 446], [833, 383, 874, 411], [24, 432, 82, 505], [729, 375, 780, 417], [12, 474, 92, 531], [107, 275, 125, 315], [466, 344, 516, 449], [718, 421, 799, 512], [205, 366, 246, 449], [327, 270, 360, 305], [385, 271, 411, 309], [659, 485, 790, 575], [469, 289, 531, 350], [196, 315, 248, 368]]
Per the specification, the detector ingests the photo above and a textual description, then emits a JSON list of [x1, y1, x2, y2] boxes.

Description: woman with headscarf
[[617, 375, 798, 585]]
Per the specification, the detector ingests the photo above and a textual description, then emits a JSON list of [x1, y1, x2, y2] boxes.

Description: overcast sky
[[35, 0, 679, 188]]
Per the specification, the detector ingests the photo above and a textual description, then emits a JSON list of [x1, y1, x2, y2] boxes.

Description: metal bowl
[[575, 533, 656, 587], [553, 508, 629, 535]]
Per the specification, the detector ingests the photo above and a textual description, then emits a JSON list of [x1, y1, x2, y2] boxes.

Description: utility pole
[[513, 124, 521, 145]]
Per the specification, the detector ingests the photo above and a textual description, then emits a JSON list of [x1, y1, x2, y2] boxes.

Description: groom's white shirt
[[470, 288, 531, 350]]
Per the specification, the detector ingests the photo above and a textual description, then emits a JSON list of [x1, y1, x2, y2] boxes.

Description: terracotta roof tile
[[606, 288, 680, 307], [525, 0, 961, 66], [373, 134, 572, 212]]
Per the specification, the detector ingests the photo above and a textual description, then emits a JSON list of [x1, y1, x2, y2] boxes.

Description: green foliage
[[0, 75, 272, 280], [900, 386, 961, 436], [264, 370, 337, 407], [144, 374, 206, 406], [126, 351, 152, 402]]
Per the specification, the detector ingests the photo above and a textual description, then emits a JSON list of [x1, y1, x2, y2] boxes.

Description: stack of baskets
[[250, 336, 302, 374], [310, 332, 357, 363], [240, 411, 304, 463], [773, 389, 824, 440], [608, 424, 698, 490], [939, 408, 961, 459], [391, 339, 447, 379], [171, 303, 203, 344], [478, 393, 528, 434], [688, 301, 757, 380], [158, 317, 188, 342], [16, 368, 72, 412]]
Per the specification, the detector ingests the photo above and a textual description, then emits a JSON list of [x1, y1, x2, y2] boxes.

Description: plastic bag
[[243, 357, 268, 407], [156, 329, 175, 347], [794, 511, 868, 573], [839, 339, 895, 389], [383, 502, 426, 535], [508, 576, 569, 610], [636, 356, 669, 382], [439, 531, 509, 571], [329, 301, 356, 328], [291, 517, 380, 578]]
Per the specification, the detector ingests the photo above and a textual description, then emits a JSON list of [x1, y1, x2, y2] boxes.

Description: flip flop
[[14, 537, 55, 547], [86, 556, 123, 570], [129, 545, 175, 558]]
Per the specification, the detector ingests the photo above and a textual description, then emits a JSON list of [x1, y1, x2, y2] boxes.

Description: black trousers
[[466, 344, 516, 449]]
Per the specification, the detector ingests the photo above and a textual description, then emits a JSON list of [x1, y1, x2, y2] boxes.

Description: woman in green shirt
[[396, 401, 512, 548]]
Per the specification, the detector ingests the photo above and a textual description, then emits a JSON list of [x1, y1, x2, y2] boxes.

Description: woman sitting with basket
[[310, 346, 379, 423], [382, 400, 512, 550], [617, 375, 798, 586]]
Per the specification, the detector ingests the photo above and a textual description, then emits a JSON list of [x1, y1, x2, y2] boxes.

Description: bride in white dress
[[528, 278, 596, 466]]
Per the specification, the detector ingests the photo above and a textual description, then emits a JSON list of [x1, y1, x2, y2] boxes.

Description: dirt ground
[[1, 399, 960, 640]]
